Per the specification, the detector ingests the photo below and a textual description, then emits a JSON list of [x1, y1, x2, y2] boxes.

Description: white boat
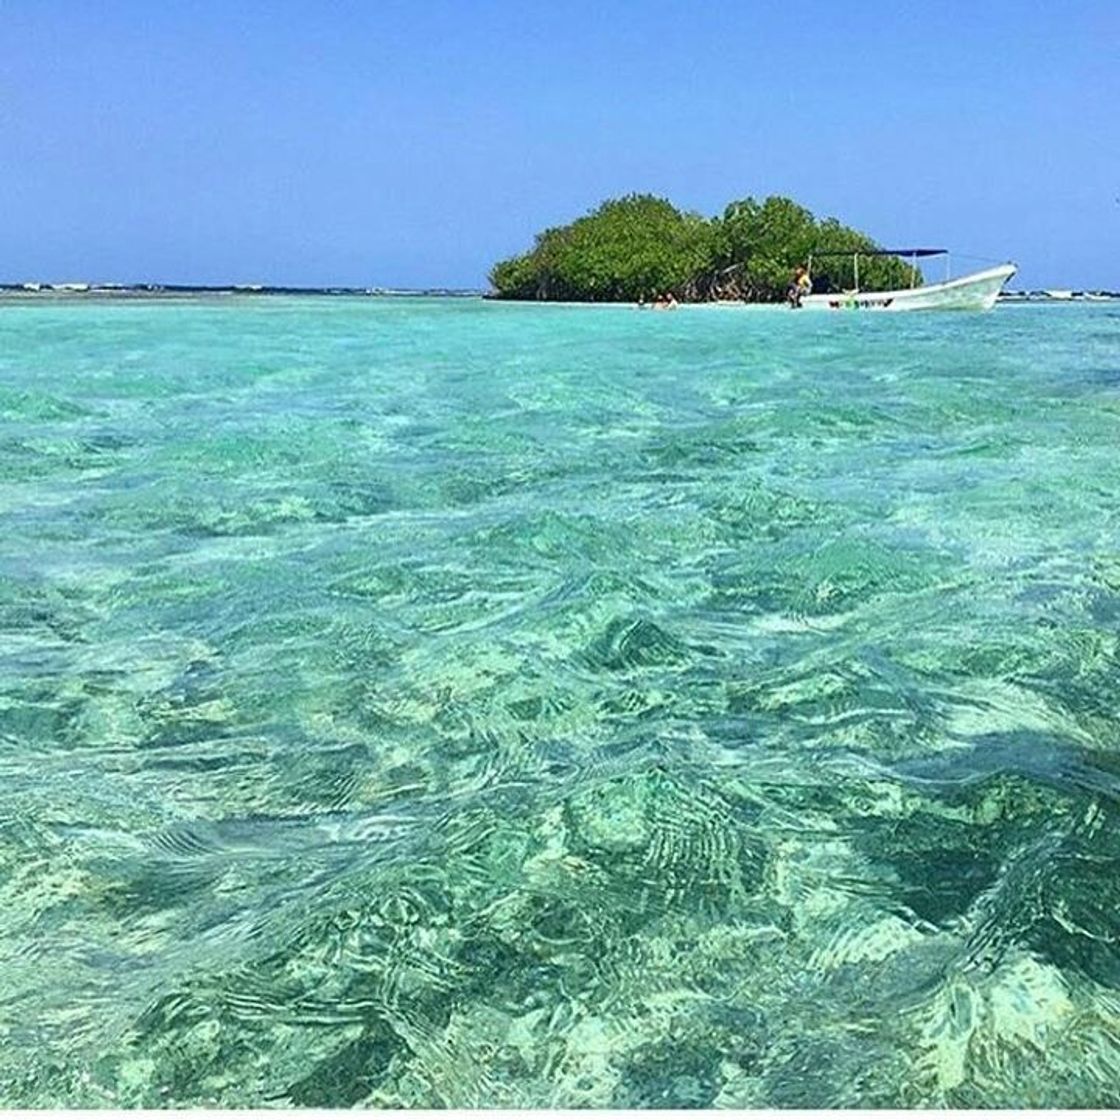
[[1044, 289, 1074, 301], [799, 249, 1015, 312]]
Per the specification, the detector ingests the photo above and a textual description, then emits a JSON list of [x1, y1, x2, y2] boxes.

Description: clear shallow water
[[2, 296, 1120, 1107]]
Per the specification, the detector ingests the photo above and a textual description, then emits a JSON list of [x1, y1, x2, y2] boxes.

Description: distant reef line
[[0, 283, 483, 301]]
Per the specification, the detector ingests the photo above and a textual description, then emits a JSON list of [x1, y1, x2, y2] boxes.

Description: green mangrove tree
[[489, 193, 919, 302]]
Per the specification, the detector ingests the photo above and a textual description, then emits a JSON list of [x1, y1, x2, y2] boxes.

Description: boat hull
[[800, 263, 1016, 312]]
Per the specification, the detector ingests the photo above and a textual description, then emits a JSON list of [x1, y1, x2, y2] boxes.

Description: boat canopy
[[807, 247, 951, 292], [809, 248, 947, 257]]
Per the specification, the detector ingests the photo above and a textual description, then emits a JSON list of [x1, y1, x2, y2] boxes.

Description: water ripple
[[1, 300, 1119, 1106]]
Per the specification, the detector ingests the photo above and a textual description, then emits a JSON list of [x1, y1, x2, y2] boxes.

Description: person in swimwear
[[788, 265, 811, 308]]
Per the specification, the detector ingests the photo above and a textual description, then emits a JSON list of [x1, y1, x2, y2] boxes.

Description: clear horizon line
[[0, 280, 487, 294]]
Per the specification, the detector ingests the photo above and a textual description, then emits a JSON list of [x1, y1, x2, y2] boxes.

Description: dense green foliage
[[490, 196, 717, 303], [489, 193, 920, 302]]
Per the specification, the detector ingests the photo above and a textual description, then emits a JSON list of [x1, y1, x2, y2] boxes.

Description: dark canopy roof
[[810, 248, 947, 257]]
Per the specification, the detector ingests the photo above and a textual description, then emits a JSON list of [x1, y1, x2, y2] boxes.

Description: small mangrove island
[[489, 194, 919, 303]]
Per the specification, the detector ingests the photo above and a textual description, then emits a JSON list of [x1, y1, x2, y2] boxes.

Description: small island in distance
[[488, 193, 921, 304]]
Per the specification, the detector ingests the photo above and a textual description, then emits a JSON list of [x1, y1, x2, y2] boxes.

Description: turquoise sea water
[[2, 296, 1120, 1107]]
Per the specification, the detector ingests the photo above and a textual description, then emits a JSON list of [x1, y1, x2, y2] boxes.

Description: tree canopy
[[489, 194, 920, 302]]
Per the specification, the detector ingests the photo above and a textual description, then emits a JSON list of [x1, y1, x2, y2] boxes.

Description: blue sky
[[1, 1, 1116, 289]]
